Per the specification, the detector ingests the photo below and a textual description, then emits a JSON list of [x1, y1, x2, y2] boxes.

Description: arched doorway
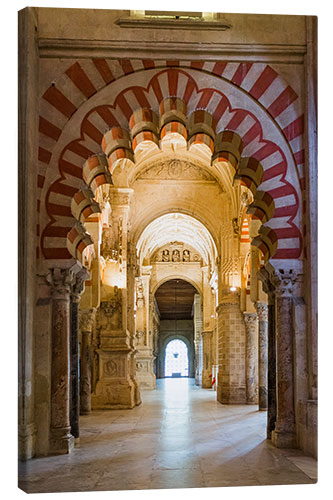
[[164, 339, 189, 377], [154, 279, 198, 380]]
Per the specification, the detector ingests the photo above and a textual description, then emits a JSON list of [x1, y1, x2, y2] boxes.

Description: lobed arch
[[38, 61, 304, 265]]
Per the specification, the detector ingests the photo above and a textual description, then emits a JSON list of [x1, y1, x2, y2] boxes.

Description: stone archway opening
[[164, 339, 189, 378], [154, 279, 198, 381]]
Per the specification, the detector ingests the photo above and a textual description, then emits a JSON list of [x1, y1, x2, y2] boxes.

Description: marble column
[[193, 294, 203, 386], [271, 269, 297, 448], [256, 302, 268, 411], [201, 330, 213, 388], [48, 268, 75, 455], [70, 271, 88, 439], [244, 313, 258, 405], [79, 309, 96, 415]]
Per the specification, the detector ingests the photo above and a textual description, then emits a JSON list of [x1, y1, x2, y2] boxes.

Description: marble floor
[[18, 378, 317, 493]]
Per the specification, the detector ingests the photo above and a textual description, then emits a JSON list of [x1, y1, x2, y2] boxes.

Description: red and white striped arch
[[37, 59, 304, 261]]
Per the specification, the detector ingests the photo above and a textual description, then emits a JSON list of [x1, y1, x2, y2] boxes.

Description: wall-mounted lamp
[[230, 286, 236, 292]]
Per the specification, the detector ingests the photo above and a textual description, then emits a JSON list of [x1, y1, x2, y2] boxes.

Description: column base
[[49, 427, 74, 455], [217, 383, 246, 404], [92, 378, 136, 409], [18, 423, 36, 461], [202, 369, 213, 389], [259, 386, 268, 411], [271, 429, 296, 448], [135, 352, 156, 390]]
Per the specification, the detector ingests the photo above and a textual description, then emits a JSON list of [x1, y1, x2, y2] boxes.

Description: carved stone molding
[[138, 159, 217, 182], [79, 308, 96, 332], [256, 302, 268, 322]]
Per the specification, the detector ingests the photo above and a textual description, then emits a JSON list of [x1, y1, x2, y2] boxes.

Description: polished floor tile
[[18, 378, 317, 492]]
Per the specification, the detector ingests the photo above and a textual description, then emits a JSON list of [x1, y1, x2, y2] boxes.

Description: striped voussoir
[[38, 60, 304, 262], [234, 157, 264, 196], [101, 127, 135, 171], [82, 154, 113, 191], [71, 187, 101, 223], [240, 217, 251, 244], [247, 191, 275, 224], [252, 226, 278, 262], [67, 222, 94, 262]]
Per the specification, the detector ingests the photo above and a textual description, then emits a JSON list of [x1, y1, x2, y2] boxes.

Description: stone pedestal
[[216, 290, 246, 404], [201, 330, 213, 388], [244, 313, 258, 405], [79, 309, 96, 415], [271, 269, 297, 448], [48, 268, 75, 455], [135, 347, 156, 389], [256, 302, 268, 411], [92, 292, 137, 409]]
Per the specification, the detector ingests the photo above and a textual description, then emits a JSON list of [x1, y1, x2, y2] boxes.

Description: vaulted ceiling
[[154, 279, 197, 320]]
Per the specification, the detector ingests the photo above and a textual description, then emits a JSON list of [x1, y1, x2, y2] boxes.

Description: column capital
[[109, 187, 134, 208], [46, 268, 75, 300], [79, 308, 97, 332], [243, 312, 258, 327], [270, 269, 297, 298], [71, 268, 90, 302], [256, 301, 268, 322]]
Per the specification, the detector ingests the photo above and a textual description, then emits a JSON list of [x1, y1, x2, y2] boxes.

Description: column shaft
[[273, 295, 296, 447], [256, 302, 268, 411], [79, 309, 96, 415], [49, 269, 74, 455], [267, 301, 276, 437], [244, 313, 258, 405], [70, 299, 80, 437]]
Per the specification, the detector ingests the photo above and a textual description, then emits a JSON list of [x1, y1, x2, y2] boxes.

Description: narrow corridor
[[18, 379, 316, 492]]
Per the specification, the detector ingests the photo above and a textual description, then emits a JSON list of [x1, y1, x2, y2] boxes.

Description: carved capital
[[46, 268, 75, 300], [256, 302, 268, 322], [270, 269, 297, 298], [243, 312, 258, 329], [79, 308, 96, 332], [71, 268, 89, 302]]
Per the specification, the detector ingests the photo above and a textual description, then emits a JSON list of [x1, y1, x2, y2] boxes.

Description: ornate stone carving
[[79, 308, 96, 332], [104, 359, 117, 377], [256, 302, 268, 322], [99, 288, 122, 330], [46, 268, 74, 300], [138, 159, 216, 181], [136, 278, 145, 308], [101, 226, 119, 262], [270, 269, 297, 297]]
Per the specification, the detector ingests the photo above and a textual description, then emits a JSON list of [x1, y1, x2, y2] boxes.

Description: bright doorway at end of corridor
[[164, 339, 189, 377]]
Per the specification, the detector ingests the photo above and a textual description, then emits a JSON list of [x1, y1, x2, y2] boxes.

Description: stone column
[[48, 268, 75, 455], [135, 269, 156, 389], [259, 269, 277, 439], [270, 269, 297, 448], [256, 302, 268, 411], [243, 313, 258, 405], [79, 308, 96, 415], [193, 294, 203, 385], [201, 330, 213, 388]]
